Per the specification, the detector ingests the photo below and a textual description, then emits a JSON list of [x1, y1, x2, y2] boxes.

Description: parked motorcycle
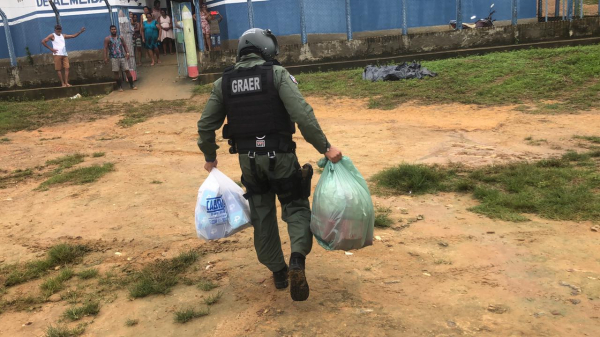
[[450, 4, 496, 30]]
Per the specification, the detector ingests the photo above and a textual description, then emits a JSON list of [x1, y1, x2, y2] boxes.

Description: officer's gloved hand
[[325, 146, 343, 163], [204, 160, 218, 173]]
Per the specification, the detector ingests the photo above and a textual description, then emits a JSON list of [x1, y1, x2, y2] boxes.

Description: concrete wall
[[0, 50, 113, 90], [2, 17, 600, 90], [198, 17, 600, 73]]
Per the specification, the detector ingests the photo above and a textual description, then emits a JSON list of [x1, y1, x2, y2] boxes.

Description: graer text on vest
[[232, 77, 261, 94]]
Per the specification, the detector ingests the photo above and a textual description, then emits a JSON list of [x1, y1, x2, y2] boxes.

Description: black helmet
[[237, 28, 279, 61]]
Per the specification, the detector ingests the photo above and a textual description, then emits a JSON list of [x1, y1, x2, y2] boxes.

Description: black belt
[[233, 135, 296, 154]]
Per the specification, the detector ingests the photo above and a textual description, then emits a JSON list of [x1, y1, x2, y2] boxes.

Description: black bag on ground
[[362, 62, 437, 82]]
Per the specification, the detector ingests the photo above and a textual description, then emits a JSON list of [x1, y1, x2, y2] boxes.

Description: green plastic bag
[[310, 156, 374, 251]]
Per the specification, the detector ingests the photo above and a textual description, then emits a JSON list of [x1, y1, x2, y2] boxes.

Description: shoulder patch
[[289, 74, 298, 85]]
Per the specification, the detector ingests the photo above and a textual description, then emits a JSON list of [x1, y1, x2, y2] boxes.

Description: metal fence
[[1, 0, 599, 66]]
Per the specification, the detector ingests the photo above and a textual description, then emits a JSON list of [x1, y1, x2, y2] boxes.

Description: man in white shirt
[[41, 24, 86, 87]]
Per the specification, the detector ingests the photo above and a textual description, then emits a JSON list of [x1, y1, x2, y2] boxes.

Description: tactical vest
[[221, 63, 295, 139]]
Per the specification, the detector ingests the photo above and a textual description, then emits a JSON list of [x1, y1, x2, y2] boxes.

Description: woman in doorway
[[199, 3, 211, 51], [131, 13, 143, 66], [159, 9, 175, 55], [141, 11, 162, 66]]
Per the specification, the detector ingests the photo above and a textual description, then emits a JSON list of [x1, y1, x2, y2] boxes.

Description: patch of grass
[[0, 97, 107, 137], [204, 291, 223, 305], [0, 295, 44, 313], [48, 244, 89, 265], [46, 153, 86, 173], [77, 269, 99, 280], [374, 207, 394, 228], [40, 137, 61, 141], [574, 135, 600, 144], [373, 150, 600, 222], [129, 250, 200, 298], [151, 180, 163, 184], [0, 168, 33, 189], [61, 290, 82, 304], [296, 44, 600, 112], [40, 268, 74, 296], [63, 301, 100, 321], [92, 152, 105, 158], [45, 324, 86, 337], [526, 138, 548, 146], [37, 163, 115, 191], [197, 279, 218, 291], [174, 307, 210, 324], [125, 318, 139, 327], [118, 110, 148, 127], [97, 271, 131, 290], [372, 163, 452, 194], [117, 100, 187, 127], [194, 84, 214, 95], [2, 244, 88, 287], [0, 137, 10, 143]]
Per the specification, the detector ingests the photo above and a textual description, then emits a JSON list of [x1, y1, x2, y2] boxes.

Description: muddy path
[[1, 97, 599, 336]]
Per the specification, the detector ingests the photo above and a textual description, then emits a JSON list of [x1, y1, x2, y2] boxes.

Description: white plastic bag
[[195, 168, 251, 240]]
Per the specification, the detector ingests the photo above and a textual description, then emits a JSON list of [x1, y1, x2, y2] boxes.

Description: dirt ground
[[1, 95, 600, 337]]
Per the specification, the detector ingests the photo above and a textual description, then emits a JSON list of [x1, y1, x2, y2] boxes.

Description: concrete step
[[0, 82, 115, 101]]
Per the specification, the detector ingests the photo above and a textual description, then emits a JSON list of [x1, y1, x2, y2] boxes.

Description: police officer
[[197, 28, 342, 301]]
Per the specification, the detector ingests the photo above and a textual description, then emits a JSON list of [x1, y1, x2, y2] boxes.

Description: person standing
[[197, 28, 343, 301], [208, 10, 223, 51], [141, 13, 162, 66], [159, 9, 175, 55], [41, 25, 86, 87], [132, 13, 143, 66], [152, 1, 162, 21], [199, 4, 211, 51], [142, 6, 150, 22], [104, 25, 137, 92]]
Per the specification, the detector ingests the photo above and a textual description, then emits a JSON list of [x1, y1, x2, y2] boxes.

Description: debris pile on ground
[[363, 62, 438, 82]]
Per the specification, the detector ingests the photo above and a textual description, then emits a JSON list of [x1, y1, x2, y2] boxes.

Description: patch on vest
[[231, 76, 262, 95], [290, 75, 298, 85]]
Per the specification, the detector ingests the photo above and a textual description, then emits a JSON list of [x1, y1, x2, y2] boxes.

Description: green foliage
[[92, 152, 105, 158], [2, 244, 88, 287], [40, 268, 74, 296], [63, 301, 100, 321], [46, 154, 86, 172], [174, 307, 210, 324], [197, 279, 218, 292], [77, 269, 99, 280], [296, 45, 600, 112], [37, 163, 115, 191], [373, 150, 600, 222], [372, 163, 452, 194], [374, 207, 394, 228], [0, 169, 33, 189], [45, 324, 86, 337], [129, 250, 200, 298], [125, 319, 139, 327], [204, 291, 223, 305], [0, 97, 104, 136], [574, 135, 600, 144]]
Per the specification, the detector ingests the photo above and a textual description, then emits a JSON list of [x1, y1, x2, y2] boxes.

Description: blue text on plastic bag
[[195, 168, 251, 240]]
